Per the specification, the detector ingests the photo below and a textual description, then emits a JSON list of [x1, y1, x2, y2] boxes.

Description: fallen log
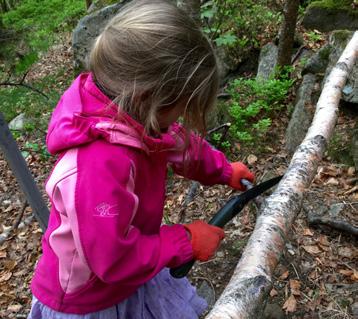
[[205, 31, 358, 319]]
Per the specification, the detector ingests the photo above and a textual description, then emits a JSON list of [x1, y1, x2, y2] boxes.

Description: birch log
[[205, 31, 358, 319]]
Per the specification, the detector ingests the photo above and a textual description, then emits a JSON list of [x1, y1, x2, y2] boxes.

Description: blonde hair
[[89, 0, 218, 135]]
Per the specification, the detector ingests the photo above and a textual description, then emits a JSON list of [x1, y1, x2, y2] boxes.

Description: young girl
[[28, 0, 254, 318]]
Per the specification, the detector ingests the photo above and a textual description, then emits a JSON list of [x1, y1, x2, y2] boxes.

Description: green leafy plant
[[1, 0, 86, 74], [225, 72, 294, 144], [22, 141, 51, 161], [211, 132, 231, 152], [201, 0, 281, 63], [305, 31, 323, 42]]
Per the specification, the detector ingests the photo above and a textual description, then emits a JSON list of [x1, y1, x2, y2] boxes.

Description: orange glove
[[228, 162, 255, 191], [184, 220, 225, 262]]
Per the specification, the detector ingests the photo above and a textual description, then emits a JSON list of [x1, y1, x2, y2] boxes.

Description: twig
[[291, 45, 308, 64], [217, 92, 231, 99], [13, 201, 28, 231], [178, 182, 200, 223], [343, 185, 358, 195], [219, 124, 231, 145], [19, 70, 30, 84], [342, 200, 357, 213], [0, 74, 49, 99], [0, 82, 49, 99], [307, 212, 358, 237], [207, 123, 231, 136], [183, 181, 200, 207], [290, 262, 301, 281], [179, 122, 231, 222], [0, 201, 31, 244]]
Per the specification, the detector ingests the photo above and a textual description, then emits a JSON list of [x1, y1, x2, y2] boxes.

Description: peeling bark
[[205, 31, 358, 319]]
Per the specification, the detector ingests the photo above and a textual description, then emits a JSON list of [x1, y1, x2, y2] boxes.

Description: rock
[[342, 69, 358, 104], [302, 44, 331, 75], [323, 31, 358, 104], [8, 113, 27, 131], [72, 0, 132, 71], [264, 303, 285, 319], [256, 43, 278, 81], [215, 46, 235, 80], [285, 74, 317, 154], [197, 280, 215, 309], [328, 202, 345, 218], [302, 2, 358, 32]]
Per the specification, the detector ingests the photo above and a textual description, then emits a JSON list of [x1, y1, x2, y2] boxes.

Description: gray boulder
[[302, 3, 358, 32], [256, 43, 278, 81], [285, 74, 317, 154], [302, 44, 332, 75], [323, 31, 358, 104], [72, 1, 131, 71], [8, 113, 28, 131]]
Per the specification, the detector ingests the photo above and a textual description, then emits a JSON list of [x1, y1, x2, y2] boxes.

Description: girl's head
[[89, 0, 218, 135]]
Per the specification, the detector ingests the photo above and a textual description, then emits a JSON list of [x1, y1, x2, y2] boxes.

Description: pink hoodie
[[31, 73, 232, 314]]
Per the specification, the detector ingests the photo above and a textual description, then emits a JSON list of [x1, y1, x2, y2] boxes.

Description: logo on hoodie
[[94, 202, 119, 217]]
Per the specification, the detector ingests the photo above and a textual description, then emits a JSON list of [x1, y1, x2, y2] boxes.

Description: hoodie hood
[[46, 73, 178, 155]]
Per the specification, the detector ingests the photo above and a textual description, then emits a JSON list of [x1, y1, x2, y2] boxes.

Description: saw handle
[[241, 179, 253, 190], [170, 179, 251, 279]]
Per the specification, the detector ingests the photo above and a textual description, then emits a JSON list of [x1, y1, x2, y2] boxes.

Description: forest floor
[[0, 35, 357, 319]]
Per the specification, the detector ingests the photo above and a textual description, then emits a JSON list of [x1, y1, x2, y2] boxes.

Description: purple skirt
[[27, 268, 207, 319]]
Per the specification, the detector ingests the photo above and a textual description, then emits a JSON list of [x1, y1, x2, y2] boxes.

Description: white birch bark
[[205, 31, 358, 319]]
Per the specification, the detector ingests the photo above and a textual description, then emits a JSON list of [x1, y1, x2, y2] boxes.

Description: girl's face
[[157, 100, 186, 131]]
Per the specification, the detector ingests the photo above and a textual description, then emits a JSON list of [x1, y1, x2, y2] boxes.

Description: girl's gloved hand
[[183, 220, 225, 262], [228, 162, 255, 191]]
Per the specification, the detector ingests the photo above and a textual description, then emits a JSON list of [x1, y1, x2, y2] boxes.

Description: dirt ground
[[0, 39, 357, 319]]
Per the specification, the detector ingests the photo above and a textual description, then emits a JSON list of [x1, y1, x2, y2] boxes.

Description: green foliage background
[[0, 0, 297, 152], [1, 0, 85, 73], [0, 0, 85, 128], [201, 0, 281, 65]]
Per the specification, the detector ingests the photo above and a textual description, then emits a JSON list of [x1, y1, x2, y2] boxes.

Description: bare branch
[[308, 212, 358, 237], [0, 80, 49, 99]]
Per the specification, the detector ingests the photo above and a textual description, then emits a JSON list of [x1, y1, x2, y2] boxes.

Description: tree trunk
[[85, 0, 92, 10], [177, 0, 201, 24], [0, 0, 9, 13], [205, 31, 358, 319], [277, 0, 300, 67]]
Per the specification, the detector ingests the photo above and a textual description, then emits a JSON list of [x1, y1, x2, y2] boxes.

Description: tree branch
[[307, 212, 358, 237], [205, 31, 358, 319], [0, 76, 49, 99]]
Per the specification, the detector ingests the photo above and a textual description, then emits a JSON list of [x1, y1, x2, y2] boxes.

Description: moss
[[332, 30, 354, 45], [309, 0, 353, 10], [327, 132, 354, 166], [318, 45, 332, 61]]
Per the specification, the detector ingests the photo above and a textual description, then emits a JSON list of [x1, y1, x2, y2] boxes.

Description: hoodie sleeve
[[52, 145, 193, 286], [167, 124, 232, 186]]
